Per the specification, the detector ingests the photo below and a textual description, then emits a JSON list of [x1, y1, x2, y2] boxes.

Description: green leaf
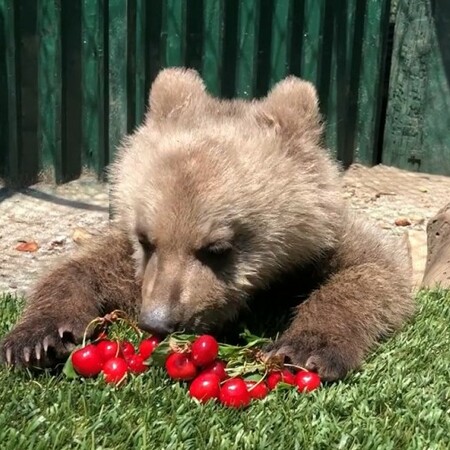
[[273, 381, 295, 391], [243, 373, 265, 382], [217, 344, 242, 360], [239, 329, 263, 343], [149, 341, 171, 366], [166, 332, 197, 343], [62, 353, 78, 380], [147, 332, 197, 366], [238, 329, 272, 348]]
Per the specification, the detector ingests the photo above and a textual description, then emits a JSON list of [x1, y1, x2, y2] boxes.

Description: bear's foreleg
[[265, 262, 414, 381], [0, 229, 140, 368]]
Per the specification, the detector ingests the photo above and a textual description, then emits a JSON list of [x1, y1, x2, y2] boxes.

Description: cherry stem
[[107, 310, 143, 337], [115, 317, 143, 339], [82, 317, 104, 347], [114, 338, 121, 357], [283, 363, 308, 372], [247, 369, 269, 391], [81, 310, 143, 347], [168, 338, 191, 354]]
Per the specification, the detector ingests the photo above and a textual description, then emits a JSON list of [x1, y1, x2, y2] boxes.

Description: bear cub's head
[[109, 68, 343, 336]]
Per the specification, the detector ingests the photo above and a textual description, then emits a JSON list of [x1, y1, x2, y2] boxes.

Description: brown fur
[[0, 68, 414, 380]]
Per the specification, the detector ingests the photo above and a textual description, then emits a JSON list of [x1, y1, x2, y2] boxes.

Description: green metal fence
[[1, 0, 392, 185]]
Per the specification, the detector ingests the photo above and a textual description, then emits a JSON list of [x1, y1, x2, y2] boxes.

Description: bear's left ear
[[146, 67, 207, 122], [257, 76, 324, 144]]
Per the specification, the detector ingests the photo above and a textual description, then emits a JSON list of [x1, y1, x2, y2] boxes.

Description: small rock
[[94, 193, 108, 201], [50, 236, 66, 247], [418, 187, 428, 193], [15, 240, 39, 252], [72, 227, 94, 245], [410, 215, 425, 225], [374, 191, 396, 198], [394, 217, 411, 227], [379, 222, 393, 230]]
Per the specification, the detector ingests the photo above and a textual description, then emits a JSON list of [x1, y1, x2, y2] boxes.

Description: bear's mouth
[[175, 299, 245, 335], [180, 310, 236, 335]]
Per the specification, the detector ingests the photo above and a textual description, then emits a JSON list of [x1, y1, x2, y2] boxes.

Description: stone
[[394, 217, 412, 227]]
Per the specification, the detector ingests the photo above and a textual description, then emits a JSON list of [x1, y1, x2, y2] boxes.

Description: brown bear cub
[[0, 68, 414, 381]]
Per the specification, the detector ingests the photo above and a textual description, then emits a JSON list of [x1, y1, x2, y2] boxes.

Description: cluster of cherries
[[67, 311, 321, 408], [161, 334, 321, 408], [70, 334, 160, 384]]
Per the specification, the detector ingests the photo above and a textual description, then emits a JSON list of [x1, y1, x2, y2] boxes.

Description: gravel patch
[[1, 164, 449, 297]]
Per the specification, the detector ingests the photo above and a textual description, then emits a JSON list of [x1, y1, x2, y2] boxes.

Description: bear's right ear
[[258, 76, 324, 145], [146, 67, 207, 122]]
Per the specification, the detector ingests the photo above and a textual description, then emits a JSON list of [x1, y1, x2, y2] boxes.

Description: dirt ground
[[1, 163, 449, 297]]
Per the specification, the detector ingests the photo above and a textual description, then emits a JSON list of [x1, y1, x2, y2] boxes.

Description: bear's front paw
[[0, 316, 90, 369], [264, 331, 358, 382]]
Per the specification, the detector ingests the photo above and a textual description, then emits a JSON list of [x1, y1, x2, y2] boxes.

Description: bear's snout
[[138, 306, 179, 336]]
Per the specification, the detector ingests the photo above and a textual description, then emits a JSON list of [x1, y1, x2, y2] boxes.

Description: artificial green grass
[[0, 291, 449, 450]]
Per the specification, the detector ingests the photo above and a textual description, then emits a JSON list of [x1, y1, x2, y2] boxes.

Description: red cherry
[[191, 335, 219, 367], [96, 340, 121, 362], [245, 380, 269, 400], [102, 357, 128, 384], [71, 344, 103, 377], [295, 371, 321, 392], [139, 336, 161, 360], [121, 341, 135, 358], [201, 359, 228, 381], [267, 369, 296, 390], [126, 354, 148, 374], [219, 378, 251, 408], [189, 373, 221, 403], [165, 352, 198, 380]]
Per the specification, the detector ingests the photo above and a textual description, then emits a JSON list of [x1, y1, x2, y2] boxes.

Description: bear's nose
[[138, 307, 177, 336]]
